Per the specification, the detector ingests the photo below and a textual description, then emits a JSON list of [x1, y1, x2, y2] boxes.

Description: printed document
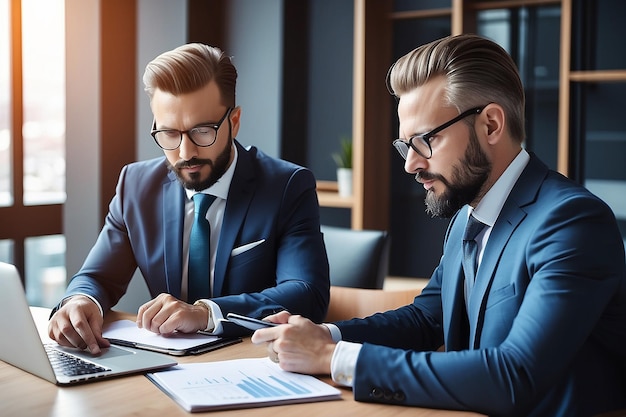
[[146, 357, 342, 412]]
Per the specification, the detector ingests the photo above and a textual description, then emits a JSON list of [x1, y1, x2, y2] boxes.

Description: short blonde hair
[[143, 43, 237, 107]]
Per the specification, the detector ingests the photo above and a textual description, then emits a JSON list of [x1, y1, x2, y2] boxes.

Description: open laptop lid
[[0, 262, 177, 384]]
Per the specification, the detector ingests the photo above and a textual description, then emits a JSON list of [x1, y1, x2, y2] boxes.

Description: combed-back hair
[[143, 43, 237, 107], [387, 34, 526, 143]]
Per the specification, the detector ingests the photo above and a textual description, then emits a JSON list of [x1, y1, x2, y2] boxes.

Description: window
[[21, 0, 66, 205], [0, 0, 66, 307]]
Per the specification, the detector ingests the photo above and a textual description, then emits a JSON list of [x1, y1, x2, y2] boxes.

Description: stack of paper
[[146, 357, 342, 412]]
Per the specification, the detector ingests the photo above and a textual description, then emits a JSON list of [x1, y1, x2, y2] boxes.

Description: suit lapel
[[441, 208, 472, 350], [467, 206, 525, 348], [212, 141, 256, 297], [467, 154, 548, 348]]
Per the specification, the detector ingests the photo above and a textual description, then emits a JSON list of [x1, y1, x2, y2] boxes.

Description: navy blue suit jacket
[[337, 154, 626, 416], [64, 141, 330, 331]]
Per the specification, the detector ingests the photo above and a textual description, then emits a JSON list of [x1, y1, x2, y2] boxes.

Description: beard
[[419, 128, 491, 218], [167, 135, 233, 192]]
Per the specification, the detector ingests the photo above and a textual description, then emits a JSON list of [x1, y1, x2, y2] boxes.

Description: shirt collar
[[185, 143, 238, 201], [470, 148, 530, 227]]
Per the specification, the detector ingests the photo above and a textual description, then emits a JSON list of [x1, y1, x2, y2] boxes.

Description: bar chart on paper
[[188, 371, 315, 400], [238, 373, 313, 398], [146, 357, 342, 412]]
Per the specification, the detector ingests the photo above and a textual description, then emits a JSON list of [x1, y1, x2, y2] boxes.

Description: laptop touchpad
[[56, 344, 134, 360]]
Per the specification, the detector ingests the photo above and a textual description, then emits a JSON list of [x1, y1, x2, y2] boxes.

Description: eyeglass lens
[[393, 138, 430, 160], [151, 107, 232, 150], [153, 126, 218, 150]]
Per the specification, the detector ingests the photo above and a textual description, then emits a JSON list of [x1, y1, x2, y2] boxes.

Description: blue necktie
[[188, 193, 217, 301], [463, 214, 486, 309]]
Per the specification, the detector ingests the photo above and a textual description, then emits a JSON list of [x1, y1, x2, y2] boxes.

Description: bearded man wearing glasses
[[48, 44, 330, 354]]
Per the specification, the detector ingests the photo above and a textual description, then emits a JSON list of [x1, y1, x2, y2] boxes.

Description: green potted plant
[[332, 137, 353, 197]]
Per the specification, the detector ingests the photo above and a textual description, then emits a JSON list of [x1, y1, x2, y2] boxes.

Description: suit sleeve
[[340, 192, 626, 416], [62, 164, 140, 312]]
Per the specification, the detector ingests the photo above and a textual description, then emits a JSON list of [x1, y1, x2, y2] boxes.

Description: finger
[[49, 310, 84, 348], [48, 319, 62, 343], [69, 309, 102, 354], [89, 318, 111, 349], [51, 324, 84, 349], [136, 298, 158, 327], [250, 326, 282, 344], [156, 314, 182, 336], [58, 322, 88, 350], [137, 300, 163, 332], [263, 310, 291, 324], [147, 306, 180, 335], [55, 332, 75, 349], [139, 294, 181, 333]]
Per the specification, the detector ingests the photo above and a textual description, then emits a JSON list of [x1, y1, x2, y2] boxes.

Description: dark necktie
[[463, 214, 486, 308], [188, 193, 217, 301]]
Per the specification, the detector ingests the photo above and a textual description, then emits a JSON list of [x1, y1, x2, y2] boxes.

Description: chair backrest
[[325, 286, 422, 322], [321, 225, 390, 289]]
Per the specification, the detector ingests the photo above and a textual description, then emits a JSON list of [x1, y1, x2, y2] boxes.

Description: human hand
[[250, 311, 337, 375], [136, 293, 208, 335], [48, 295, 110, 354]]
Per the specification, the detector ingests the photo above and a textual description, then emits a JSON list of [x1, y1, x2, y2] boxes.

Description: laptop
[[0, 262, 177, 385]]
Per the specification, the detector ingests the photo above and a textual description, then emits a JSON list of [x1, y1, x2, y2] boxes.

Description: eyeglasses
[[151, 107, 232, 150], [392, 105, 487, 160]]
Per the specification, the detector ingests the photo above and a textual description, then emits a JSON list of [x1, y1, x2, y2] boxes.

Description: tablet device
[[102, 320, 242, 356]]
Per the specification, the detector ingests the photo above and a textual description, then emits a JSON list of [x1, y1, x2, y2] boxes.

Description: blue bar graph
[[269, 375, 310, 395], [236, 373, 312, 399], [147, 359, 341, 410]]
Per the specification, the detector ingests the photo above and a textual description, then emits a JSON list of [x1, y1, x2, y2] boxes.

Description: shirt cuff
[[61, 294, 104, 317], [195, 299, 224, 333], [323, 323, 343, 343], [330, 340, 362, 388]]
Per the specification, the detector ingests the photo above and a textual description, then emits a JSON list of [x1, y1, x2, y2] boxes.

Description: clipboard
[[102, 320, 241, 356]]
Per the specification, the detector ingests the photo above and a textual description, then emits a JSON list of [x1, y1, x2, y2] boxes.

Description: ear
[[230, 106, 242, 138], [481, 103, 505, 145]]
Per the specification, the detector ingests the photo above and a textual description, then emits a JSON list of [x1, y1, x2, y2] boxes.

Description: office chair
[[320, 225, 390, 289], [325, 286, 421, 322]]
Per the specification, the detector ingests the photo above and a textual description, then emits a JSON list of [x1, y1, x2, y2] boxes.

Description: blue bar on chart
[[237, 374, 312, 399], [269, 375, 310, 395]]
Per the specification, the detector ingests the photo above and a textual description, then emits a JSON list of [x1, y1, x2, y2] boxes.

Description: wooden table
[[0, 308, 484, 417]]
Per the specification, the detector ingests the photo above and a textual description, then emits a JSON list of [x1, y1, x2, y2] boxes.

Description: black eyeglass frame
[[392, 104, 488, 160], [150, 107, 233, 151]]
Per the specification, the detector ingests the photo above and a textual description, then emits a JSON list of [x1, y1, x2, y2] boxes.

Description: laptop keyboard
[[45, 344, 111, 376]]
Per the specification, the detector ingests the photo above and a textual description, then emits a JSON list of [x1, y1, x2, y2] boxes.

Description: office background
[[1, 0, 624, 307]]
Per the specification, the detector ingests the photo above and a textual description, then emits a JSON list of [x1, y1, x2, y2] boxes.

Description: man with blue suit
[[252, 34, 626, 416], [48, 44, 329, 354]]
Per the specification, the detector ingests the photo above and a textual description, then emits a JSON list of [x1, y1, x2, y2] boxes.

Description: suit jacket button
[[393, 391, 406, 402], [370, 387, 383, 399], [383, 389, 393, 400]]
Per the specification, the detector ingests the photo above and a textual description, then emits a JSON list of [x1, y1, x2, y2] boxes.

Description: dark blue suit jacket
[[337, 154, 626, 416], [64, 141, 330, 331]]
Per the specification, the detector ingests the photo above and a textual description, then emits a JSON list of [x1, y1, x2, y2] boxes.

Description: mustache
[[415, 171, 450, 188], [174, 158, 213, 169]]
